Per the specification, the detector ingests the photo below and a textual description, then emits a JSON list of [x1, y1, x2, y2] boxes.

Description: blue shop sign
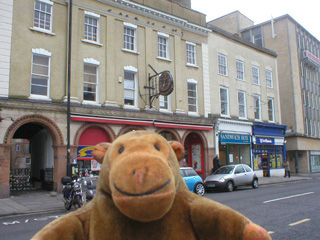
[[219, 133, 251, 144], [256, 137, 274, 145], [77, 145, 94, 159]]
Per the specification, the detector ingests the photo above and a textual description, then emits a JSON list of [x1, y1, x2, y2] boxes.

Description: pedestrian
[[212, 155, 221, 174], [284, 159, 290, 178]]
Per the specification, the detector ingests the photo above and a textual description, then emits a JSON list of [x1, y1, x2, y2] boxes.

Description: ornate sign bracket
[[144, 64, 174, 108]]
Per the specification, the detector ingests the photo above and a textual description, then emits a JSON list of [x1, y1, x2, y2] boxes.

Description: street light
[[66, 0, 73, 176]]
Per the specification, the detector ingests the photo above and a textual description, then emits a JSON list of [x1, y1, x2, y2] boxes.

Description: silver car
[[204, 164, 259, 192]]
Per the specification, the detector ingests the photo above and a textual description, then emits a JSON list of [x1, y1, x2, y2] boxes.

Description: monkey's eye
[[119, 146, 124, 153], [154, 144, 160, 151]]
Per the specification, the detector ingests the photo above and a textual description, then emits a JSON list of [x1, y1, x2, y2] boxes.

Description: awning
[[71, 114, 213, 131]]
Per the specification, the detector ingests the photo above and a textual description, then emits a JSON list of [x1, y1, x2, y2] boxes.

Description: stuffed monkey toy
[[32, 131, 271, 240]]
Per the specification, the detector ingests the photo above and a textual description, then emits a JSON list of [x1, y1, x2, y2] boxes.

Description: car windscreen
[[214, 166, 234, 175], [185, 169, 197, 177]]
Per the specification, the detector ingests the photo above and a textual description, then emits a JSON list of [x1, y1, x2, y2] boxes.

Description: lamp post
[[66, 0, 73, 176]]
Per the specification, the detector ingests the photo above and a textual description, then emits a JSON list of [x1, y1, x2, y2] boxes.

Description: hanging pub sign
[[158, 71, 174, 96], [145, 65, 174, 108]]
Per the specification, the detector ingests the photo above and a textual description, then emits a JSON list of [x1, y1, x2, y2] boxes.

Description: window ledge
[[123, 105, 140, 110], [29, 95, 52, 101], [82, 101, 101, 106], [254, 119, 262, 122], [159, 109, 173, 114], [218, 73, 228, 77], [81, 39, 103, 46], [188, 112, 200, 117], [252, 83, 261, 86], [30, 27, 55, 36], [239, 117, 248, 120], [122, 49, 140, 55], [267, 86, 274, 89], [236, 78, 245, 82], [186, 63, 199, 68], [157, 57, 172, 62], [220, 115, 231, 118]]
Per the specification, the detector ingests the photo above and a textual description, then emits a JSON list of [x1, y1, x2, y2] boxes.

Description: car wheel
[[194, 183, 205, 196], [226, 181, 234, 192], [252, 178, 259, 189]]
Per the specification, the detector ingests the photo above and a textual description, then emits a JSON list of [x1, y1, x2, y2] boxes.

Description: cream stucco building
[[0, 0, 214, 198], [204, 24, 286, 177], [210, 11, 320, 174]]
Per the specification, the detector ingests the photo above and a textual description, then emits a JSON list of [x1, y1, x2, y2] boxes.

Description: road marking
[[263, 192, 314, 203], [289, 219, 310, 226], [267, 231, 274, 235]]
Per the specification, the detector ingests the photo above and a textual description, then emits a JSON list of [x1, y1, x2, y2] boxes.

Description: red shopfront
[[77, 127, 109, 177], [72, 115, 211, 177]]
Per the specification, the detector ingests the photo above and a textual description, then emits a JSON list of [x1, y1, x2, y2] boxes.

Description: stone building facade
[[204, 25, 286, 177], [209, 11, 320, 174], [0, 0, 213, 198]]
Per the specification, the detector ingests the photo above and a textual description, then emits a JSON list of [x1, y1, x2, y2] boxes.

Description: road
[[1, 179, 319, 240], [205, 178, 320, 240]]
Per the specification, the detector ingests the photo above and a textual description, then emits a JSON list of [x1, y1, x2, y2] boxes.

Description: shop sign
[[219, 133, 250, 144], [256, 137, 274, 145], [77, 146, 95, 159]]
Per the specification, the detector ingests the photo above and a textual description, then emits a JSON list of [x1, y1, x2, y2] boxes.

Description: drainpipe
[[294, 150, 299, 173], [66, 0, 73, 175]]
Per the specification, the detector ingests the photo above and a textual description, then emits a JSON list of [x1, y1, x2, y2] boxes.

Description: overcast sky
[[191, 0, 320, 41]]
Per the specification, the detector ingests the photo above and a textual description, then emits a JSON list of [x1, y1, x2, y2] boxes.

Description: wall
[[207, 11, 254, 34], [262, 17, 304, 134], [207, 31, 280, 123], [0, 0, 13, 97]]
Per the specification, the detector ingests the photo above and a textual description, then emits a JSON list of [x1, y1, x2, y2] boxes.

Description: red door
[[184, 133, 204, 175]]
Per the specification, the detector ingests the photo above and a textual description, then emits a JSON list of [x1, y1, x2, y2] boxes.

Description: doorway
[[11, 123, 54, 191]]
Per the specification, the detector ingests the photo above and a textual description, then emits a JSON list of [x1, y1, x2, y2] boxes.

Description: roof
[[207, 25, 278, 57]]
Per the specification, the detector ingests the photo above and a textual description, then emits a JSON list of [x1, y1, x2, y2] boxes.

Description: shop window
[[253, 144, 284, 170]]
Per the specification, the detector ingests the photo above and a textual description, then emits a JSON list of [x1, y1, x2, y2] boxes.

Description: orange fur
[[31, 131, 271, 240]]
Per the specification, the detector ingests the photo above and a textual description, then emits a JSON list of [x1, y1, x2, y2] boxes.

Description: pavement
[[0, 173, 318, 217]]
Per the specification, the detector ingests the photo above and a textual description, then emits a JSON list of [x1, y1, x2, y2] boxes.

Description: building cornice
[[216, 118, 253, 126], [96, 0, 211, 36]]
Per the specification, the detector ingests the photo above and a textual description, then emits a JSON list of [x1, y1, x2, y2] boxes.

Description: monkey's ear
[[169, 141, 185, 161], [92, 142, 111, 164]]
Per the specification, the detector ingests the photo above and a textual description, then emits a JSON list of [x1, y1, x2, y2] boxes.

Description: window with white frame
[[252, 66, 260, 85], [31, 49, 51, 98], [218, 54, 227, 76], [236, 60, 244, 80], [266, 70, 273, 88], [238, 91, 246, 118], [254, 95, 261, 120], [220, 87, 229, 116], [187, 80, 198, 113], [268, 98, 274, 122], [124, 68, 137, 106], [83, 60, 99, 102], [33, 0, 53, 31], [158, 33, 169, 59], [186, 42, 196, 65], [123, 23, 137, 51], [84, 12, 100, 42], [159, 95, 171, 111]]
